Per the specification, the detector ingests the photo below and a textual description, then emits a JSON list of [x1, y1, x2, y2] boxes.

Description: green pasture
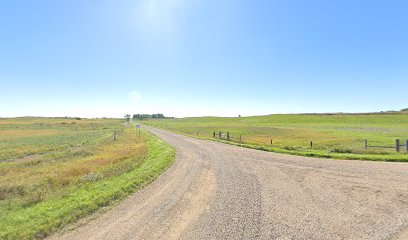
[[144, 113, 408, 161]]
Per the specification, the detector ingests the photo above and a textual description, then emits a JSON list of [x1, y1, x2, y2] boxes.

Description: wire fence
[[364, 139, 408, 152], [212, 131, 408, 153]]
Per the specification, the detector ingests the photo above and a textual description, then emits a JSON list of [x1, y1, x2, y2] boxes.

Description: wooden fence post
[[396, 139, 400, 152], [227, 132, 230, 141], [219, 132, 222, 139], [213, 132, 215, 138], [406, 140, 408, 152], [196, 131, 198, 136], [364, 139, 368, 150], [310, 141, 313, 148]]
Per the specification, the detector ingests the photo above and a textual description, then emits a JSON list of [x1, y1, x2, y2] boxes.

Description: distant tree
[[401, 108, 408, 112], [131, 113, 166, 120], [124, 114, 131, 121]]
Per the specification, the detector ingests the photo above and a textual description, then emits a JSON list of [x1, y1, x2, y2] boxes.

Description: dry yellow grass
[[0, 118, 147, 210], [0, 129, 61, 139], [0, 118, 175, 239]]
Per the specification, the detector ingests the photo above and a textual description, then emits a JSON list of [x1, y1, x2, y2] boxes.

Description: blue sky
[[0, 0, 407, 118]]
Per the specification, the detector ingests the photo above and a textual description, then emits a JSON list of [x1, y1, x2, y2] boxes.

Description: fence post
[[219, 132, 222, 139], [213, 132, 215, 138], [364, 139, 368, 150], [227, 132, 230, 141], [270, 139, 273, 145], [197, 131, 198, 136], [310, 141, 313, 149], [406, 140, 408, 152], [396, 139, 400, 152], [114, 130, 117, 141]]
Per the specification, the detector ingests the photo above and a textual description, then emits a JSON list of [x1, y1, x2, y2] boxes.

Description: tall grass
[[0, 118, 175, 239]]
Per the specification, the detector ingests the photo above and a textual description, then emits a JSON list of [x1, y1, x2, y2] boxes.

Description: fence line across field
[[364, 139, 408, 152], [213, 131, 242, 142], [212, 131, 408, 153]]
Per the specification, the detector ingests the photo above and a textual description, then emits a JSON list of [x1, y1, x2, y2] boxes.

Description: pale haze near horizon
[[0, 0, 407, 118]]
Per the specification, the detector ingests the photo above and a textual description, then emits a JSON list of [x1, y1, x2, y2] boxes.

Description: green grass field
[[0, 117, 175, 239], [143, 113, 408, 161]]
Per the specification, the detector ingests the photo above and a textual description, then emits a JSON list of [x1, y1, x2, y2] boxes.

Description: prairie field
[[0, 117, 174, 239], [144, 113, 408, 161]]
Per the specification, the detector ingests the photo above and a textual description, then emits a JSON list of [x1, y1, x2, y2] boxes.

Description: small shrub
[[283, 146, 296, 151], [0, 185, 26, 200], [80, 173, 102, 182], [330, 148, 353, 154]]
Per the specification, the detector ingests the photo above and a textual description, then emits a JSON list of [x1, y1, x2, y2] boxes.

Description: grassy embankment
[[144, 113, 408, 161], [0, 117, 174, 239]]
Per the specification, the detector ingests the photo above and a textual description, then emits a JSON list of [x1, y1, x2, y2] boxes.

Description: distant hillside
[[144, 112, 408, 161], [298, 109, 408, 115]]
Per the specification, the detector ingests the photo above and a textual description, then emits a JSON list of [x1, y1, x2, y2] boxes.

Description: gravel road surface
[[51, 126, 408, 240]]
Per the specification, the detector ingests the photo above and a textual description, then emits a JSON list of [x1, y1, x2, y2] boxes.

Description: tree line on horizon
[[124, 113, 169, 121], [122, 108, 408, 121]]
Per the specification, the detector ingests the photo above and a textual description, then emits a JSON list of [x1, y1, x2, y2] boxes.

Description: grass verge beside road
[[0, 118, 175, 239]]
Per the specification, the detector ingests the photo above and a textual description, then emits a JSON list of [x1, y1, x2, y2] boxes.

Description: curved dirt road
[[51, 127, 408, 240]]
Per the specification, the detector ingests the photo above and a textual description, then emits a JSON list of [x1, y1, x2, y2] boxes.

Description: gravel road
[[51, 126, 408, 240]]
